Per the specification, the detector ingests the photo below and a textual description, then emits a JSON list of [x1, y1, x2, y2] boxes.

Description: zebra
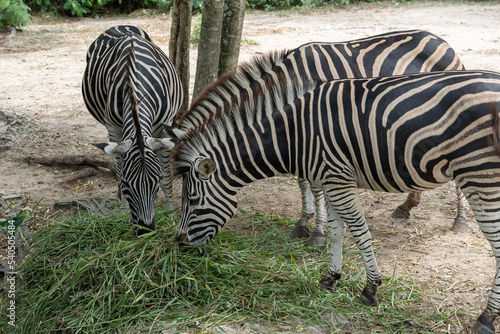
[[177, 29, 467, 246], [82, 25, 183, 234], [172, 69, 500, 334]]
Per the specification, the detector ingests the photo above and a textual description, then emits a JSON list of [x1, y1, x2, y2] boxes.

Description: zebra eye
[[189, 196, 201, 206]]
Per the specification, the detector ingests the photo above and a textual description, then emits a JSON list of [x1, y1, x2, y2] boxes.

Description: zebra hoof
[[391, 206, 411, 219], [307, 232, 326, 246], [319, 272, 341, 292], [472, 314, 495, 334], [360, 287, 378, 306], [290, 224, 310, 238], [451, 219, 469, 232]]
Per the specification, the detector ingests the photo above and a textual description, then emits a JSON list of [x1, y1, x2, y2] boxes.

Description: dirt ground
[[1, 1, 500, 332]]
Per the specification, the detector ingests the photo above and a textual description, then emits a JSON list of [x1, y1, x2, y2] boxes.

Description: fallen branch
[[23, 154, 117, 175]]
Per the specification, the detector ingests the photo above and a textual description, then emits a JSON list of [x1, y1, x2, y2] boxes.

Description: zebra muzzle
[[177, 232, 188, 242], [133, 219, 156, 236], [177, 232, 191, 248], [177, 233, 207, 254]]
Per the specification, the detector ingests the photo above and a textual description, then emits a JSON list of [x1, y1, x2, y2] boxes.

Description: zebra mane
[[173, 48, 319, 174], [177, 49, 292, 130], [125, 40, 145, 161]]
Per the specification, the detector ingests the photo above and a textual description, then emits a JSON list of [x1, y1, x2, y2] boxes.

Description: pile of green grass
[[1, 208, 452, 333]]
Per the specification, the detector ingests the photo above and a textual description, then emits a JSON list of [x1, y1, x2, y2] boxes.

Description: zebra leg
[[107, 128, 129, 211], [451, 185, 469, 232], [115, 156, 129, 211], [290, 178, 315, 238], [319, 201, 344, 290], [464, 190, 500, 334], [322, 183, 382, 305], [158, 149, 177, 214], [307, 185, 327, 246], [391, 192, 421, 219]]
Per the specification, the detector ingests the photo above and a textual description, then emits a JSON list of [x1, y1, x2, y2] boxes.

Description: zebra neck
[[211, 111, 292, 189], [121, 108, 154, 140]]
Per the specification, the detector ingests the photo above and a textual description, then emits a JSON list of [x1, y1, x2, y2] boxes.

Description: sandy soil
[[1, 1, 500, 332]]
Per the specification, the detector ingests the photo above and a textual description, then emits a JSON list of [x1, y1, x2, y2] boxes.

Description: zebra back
[[177, 30, 463, 134], [83, 25, 183, 135], [125, 41, 145, 162], [292, 29, 464, 81]]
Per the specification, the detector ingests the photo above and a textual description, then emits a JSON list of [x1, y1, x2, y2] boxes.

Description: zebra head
[[92, 134, 175, 234], [176, 156, 238, 248], [119, 139, 161, 233]]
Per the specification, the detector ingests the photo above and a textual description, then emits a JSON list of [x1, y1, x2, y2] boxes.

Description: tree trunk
[[192, 0, 225, 100], [169, 0, 193, 123], [218, 0, 246, 76]]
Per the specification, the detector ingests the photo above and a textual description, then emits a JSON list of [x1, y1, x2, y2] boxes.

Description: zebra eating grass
[[171, 69, 500, 334], [82, 26, 183, 234], [178, 30, 467, 247]]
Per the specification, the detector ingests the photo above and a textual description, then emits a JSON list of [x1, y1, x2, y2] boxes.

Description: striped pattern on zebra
[[177, 30, 467, 246], [82, 25, 183, 233], [172, 69, 500, 333]]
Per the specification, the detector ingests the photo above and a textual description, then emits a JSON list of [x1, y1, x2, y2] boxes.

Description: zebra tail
[[126, 39, 145, 161], [489, 102, 500, 157]]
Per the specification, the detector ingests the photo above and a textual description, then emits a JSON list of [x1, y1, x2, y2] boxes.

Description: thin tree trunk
[[192, 0, 225, 100], [218, 0, 246, 76], [169, 0, 193, 123]]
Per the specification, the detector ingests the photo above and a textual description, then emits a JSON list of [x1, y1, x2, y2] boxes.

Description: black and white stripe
[[177, 30, 466, 245], [82, 25, 183, 233], [174, 69, 500, 333]]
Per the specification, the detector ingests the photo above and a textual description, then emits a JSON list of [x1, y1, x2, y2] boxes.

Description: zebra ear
[[146, 137, 178, 152], [91, 139, 132, 156], [163, 124, 186, 139], [196, 158, 216, 179]]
